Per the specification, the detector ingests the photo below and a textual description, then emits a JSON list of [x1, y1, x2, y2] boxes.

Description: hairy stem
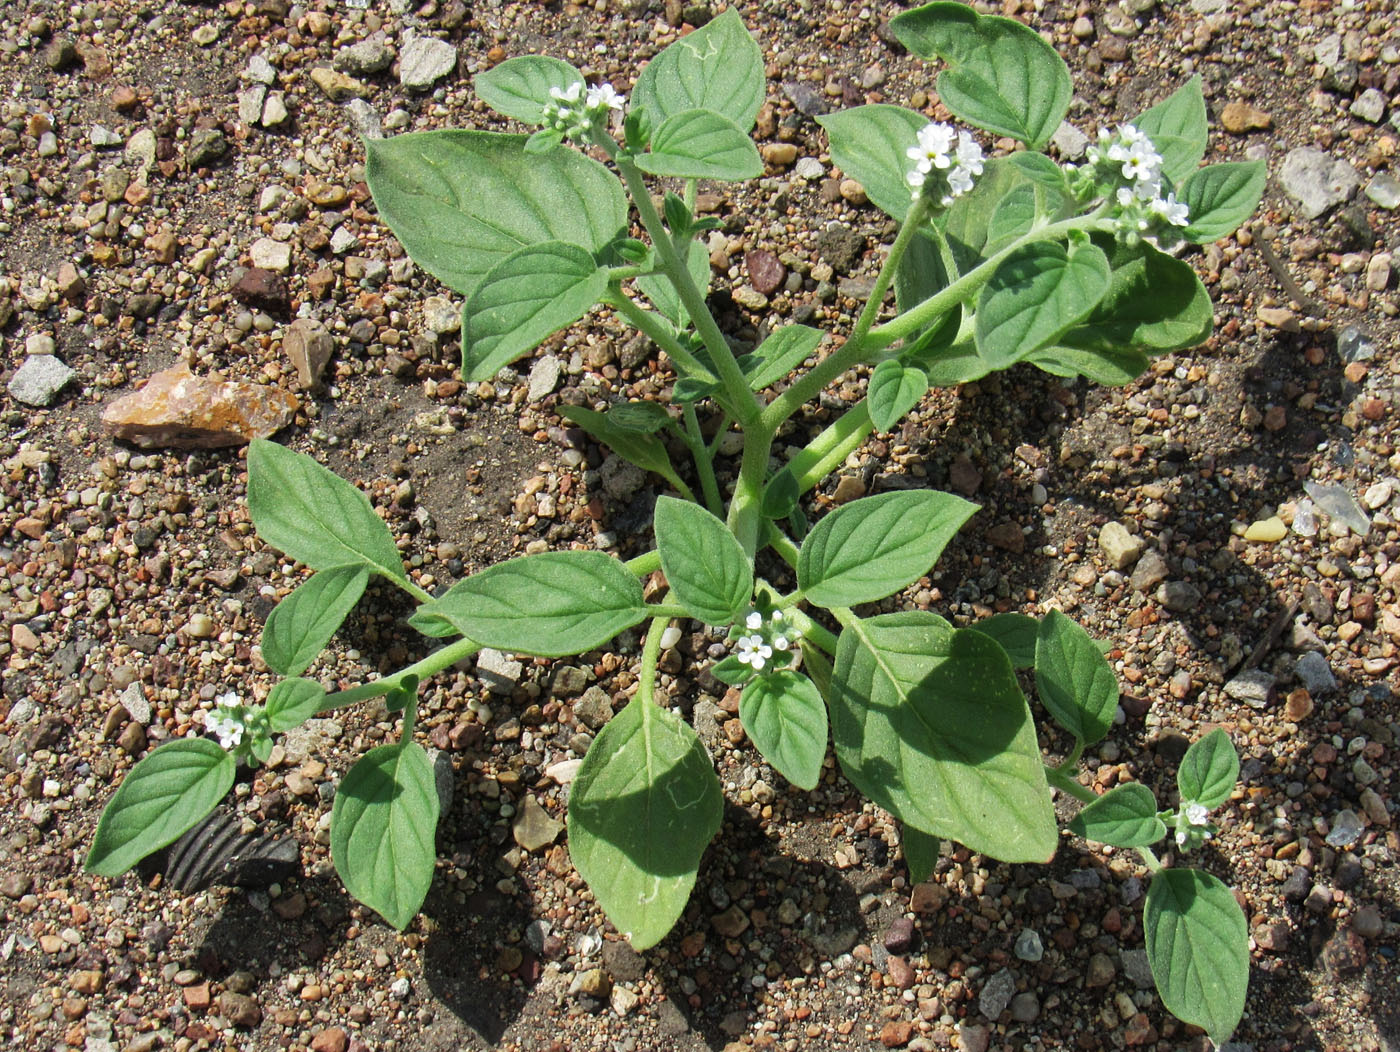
[[763, 522, 799, 568], [625, 549, 661, 577], [318, 636, 479, 712], [605, 290, 715, 384], [683, 404, 725, 516], [1044, 765, 1097, 805], [785, 402, 874, 493], [638, 613, 670, 704]]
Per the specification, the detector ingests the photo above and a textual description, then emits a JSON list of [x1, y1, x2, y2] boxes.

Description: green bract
[[91, 5, 1265, 1041]]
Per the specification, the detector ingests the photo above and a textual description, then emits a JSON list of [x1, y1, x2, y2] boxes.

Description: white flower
[[947, 166, 975, 197], [549, 82, 585, 105], [735, 634, 773, 671], [215, 691, 240, 709], [1150, 191, 1190, 227], [206, 710, 244, 750], [908, 122, 982, 204], [746, 611, 764, 631], [955, 134, 984, 175], [1183, 801, 1209, 826], [1121, 140, 1161, 183], [586, 83, 625, 111]]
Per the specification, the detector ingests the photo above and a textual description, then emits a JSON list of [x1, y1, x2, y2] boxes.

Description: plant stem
[[605, 290, 715, 384], [1044, 765, 1097, 806], [851, 195, 931, 348], [1136, 845, 1164, 874], [1055, 740, 1086, 773], [394, 576, 434, 605], [318, 636, 479, 712], [625, 550, 661, 577], [763, 523, 799, 568], [682, 404, 724, 516], [638, 613, 669, 705], [727, 428, 772, 559], [785, 607, 838, 657], [784, 401, 873, 493]]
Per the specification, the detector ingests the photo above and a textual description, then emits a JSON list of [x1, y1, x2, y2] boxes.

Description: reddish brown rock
[[745, 249, 786, 296], [987, 522, 1026, 553], [232, 267, 290, 313], [1220, 101, 1272, 133], [880, 1020, 914, 1047], [101, 363, 297, 449], [283, 318, 335, 390], [309, 1027, 349, 1052]]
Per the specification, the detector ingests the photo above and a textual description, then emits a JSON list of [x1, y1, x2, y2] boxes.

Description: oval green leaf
[[364, 130, 626, 297], [87, 738, 235, 877], [1068, 783, 1167, 848], [330, 741, 439, 931], [745, 325, 824, 391], [473, 55, 585, 125], [890, 2, 1072, 148], [867, 360, 928, 432], [261, 564, 369, 677], [739, 670, 827, 790], [1034, 609, 1119, 745], [631, 7, 765, 132], [1132, 76, 1208, 186], [654, 495, 753, 625], [248, 439, 406, 584], [797, 490, 978, 608], [568, 695, 724, 949], [974, 239, 1111, 369], [1180, 161, 1267, 244], [462, 240, 606, 380], [830, 612, 1058, 862], [414, 551, 647, 657], [634, 109, 762, 182], [1144, 868, 1249, 1046], [1028, 345, 1150, 386], [265, 677, 327, 734], [559, 405, 685, 487], [816, 104, 929, 222], [1059, 238, 1212, 354], [967, 611, 1038, 669], [1177, 728, 1238, 809], [902, 823, 941, 885]]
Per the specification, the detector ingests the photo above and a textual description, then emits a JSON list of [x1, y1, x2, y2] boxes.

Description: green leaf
[[1177, 728, 1238, 809], [559, 405, 686, 487], [709, 654, 755, 686], [261, 565, 369, 677], [941, 156, 1029, 273], [1006, 151, 1070, 195], [1144, 868, 1249, 1046], [1132, 76, 1208, 186], [740, 671, 827, 790], [414, 551, 646, 657], [745, 325, 824, 391], [890, 2, 1072, 148], [984, 183, 1038, 250], [607, 401, 672, 433], [631, 7, 765, 132], [87, 738, 235, 877], [473, 56, 585, 125], [967, 612, 1038, 669], [330, 741, 439, 931], [364, 131, 626, 297], [654, 496, 753, 625], [265, 677, 327, 733], [1180, 161, 1267, 244], [636, 239, 711, 329], [1027, 345, 1150, 386], [248, 440, 406, 584], [1068, 783, 1167, 848], [1058, 238, 1212, 354], [634, 109, 762, 182], [461, 240, 606, 380], [975, 239, 1111, 369], [761, 468, 800, 520], [405, 608, 461, 638], [867, 360, 928, 432], [798, 490, 977, 607], [830, 611, 1058, 862], [524, 128, 564, 154], [1034, 610, 1118, 745], [816, 104, 928, 222], [910, 337, 991, 387], [894, 229, 960, 355], [902, 824, 941, 884], [568, 695, 724, 949]]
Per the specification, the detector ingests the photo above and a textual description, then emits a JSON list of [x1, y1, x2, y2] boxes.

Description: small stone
[[218, 991, 262, 1028], [310, 68, 370, 101], [794, 156, 825, 180], [987, 522, 1025, 553], [1353, 906, 1383, 939], [1244, 516, 1287, 542], [1365, 173, 1400, 210], [572, 686, 614, 730], [816, 223, 864, 272], [831, 475, 866, 504], [839, 179, 868, 206], [282, 319, 335, 391], [101, 363, 297, 449], [1129, 550, 1167, 592], [1223, 669, 1273, 708], [1099, 521, 1144, 569], [610, 985, 639, 1016], [46, 37, 81, 70], [1303, 480, 1371, 535], [476, 647, 523, 694], [238, 84, 267, 125], [345, 98, 383, 140], [232, 267, 290, 313], [249, 237, 292, 273], [979, 969, 1015, 1019], [1051, 120, 1089, 160], [527, 355, 561, 402], [1009, 992, 1039, 1023], [1284, 689, 1314, 722], [1365, 252, 1391, 292], [1279, 148, 1362, 220], [886, 956, 916, 990], [733, 286, 769, 311], [1085, 952, 1116, 987], [309, 1028, 349, 1052], [399, 36, 458, 90], [1321, 926, 1367, 976], [745, 250, 786, 296], [1156, 580, 1201, 612], [90, 125, 123, 148], [186, 128, 228, 168], [8, 355, 75, 407], [1351, 88, 1387, 124], [959, 1024, 990, 1052], [1013, 929, 1043, 962], [335, 39, 394, 76], [1257, 306, 1298, 331], [1293, 652, 1336, 694], [1359, 788, 1389, 827], [575, 968, 612, 1000], [1220, 101, 1271, 133], [1325, 809, 1363, 848], [246, 54, 277, 85], [880, 1020, 914, 1048], [761, 142, 798, 167], [883, 917, 916, 954], [1254, 919, 1289, 952], [512, 795, 564, 852], [712, 905, 750, 938], [260, 93, 290, 128]]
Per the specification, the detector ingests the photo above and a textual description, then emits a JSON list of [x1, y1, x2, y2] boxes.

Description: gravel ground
[[1, 1, 1398, 1051]]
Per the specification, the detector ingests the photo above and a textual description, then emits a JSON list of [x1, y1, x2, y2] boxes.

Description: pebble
[[1244, 516, 1287, 541], [1220, 101, 1272, 133], [745, 250, 786, 295], [1365, 172, 1400, 210], [1099, 521, 1143, 569], [761, 143, 798, 167], [1051, 121, 1089, 160], [186, 128, 228, 168], [246, 54, 276, 85], [89, 126, 123, 148], [978, 968, 1015, 1019], [1351, 88, 1387, 124], [527, 356, 562, 402], [513, 795, 564, 852], [249, 237, 292, 272], [100, 363, 297, 449], [794, 157, 825, 181], [1325, 809, 1363, 848], [1303, 480, 1371, 534], [8, 355, 75, 407], [1009, 992, 1040, 1023], [335, 39, 394, 76], [399, 36, 458, 90], [1293, 652, 1336, 694], [1128, 550, 1167, 592], [1013, 929, 1043, 962], [1224, 669, 1274, 708], [310, 68, 370, 101], [1279, 148, 1362, 219], [476, 647, 523, 694], [282, 319, 335, 390], [1366, 252, 1391, 292]]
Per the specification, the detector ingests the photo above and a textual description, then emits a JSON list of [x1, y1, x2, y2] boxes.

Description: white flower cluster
[[1084, 124, 1189, 238], [1173, 800, 1214, 849], [733, 609, 802, 673], [541, 81, 625, 140], [205, 692, 247, 750], [905, 121, 984, 206]]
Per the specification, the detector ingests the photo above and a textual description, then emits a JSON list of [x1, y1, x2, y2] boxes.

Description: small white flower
[[955, 134, 984, 175], [1183, 801, 1209, 826], [735, 634, 773, 671], [1175, 827, 1190, 847], [586, 82, 625, 111], [550, 82, 585, 105], [947, 166, 975, 197], [746, 611, 764, 631], [215, 691, 240, 710], [773, 635, 790, 652], [1150, 191, 1190, 227], [1116, 186, 1136, 208], [206, 711, 244, 750], [1122, 140, 1161, 183]]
